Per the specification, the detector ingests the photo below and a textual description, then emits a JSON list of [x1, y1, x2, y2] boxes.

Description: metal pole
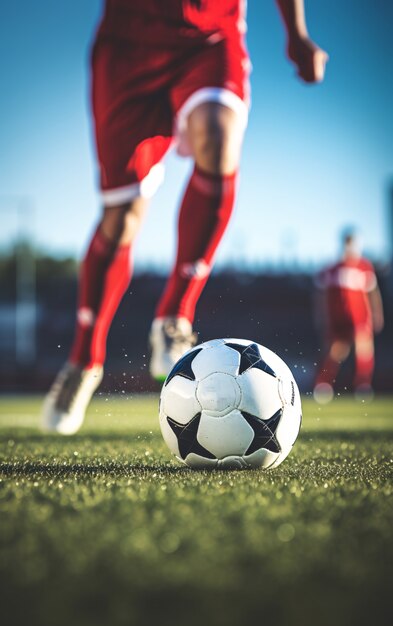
[[15, 198, 36, 366]]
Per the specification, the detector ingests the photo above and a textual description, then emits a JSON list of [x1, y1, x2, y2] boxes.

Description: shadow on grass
[[1, 429, 392, 480], [0, 430, 162, 444], [2, 428, 392, 445], [0, 460, 190, 478]]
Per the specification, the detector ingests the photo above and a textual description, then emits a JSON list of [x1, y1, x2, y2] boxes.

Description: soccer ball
[[159, 338, 302, 470]]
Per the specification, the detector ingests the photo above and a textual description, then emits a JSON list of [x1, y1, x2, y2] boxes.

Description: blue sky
[[0, 1, 392, 269]]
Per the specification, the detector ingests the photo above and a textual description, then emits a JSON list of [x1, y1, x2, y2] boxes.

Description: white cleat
[[42, 363, 103, 435], [354, 384, 374, 403], [313, 382, 334, 405], [149, 317, 197, 382]]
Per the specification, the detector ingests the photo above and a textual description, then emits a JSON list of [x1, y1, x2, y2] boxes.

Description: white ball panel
[[223, 338, 255, 347], [238, 368, 282, 420], [161, 376, 200, 425], [217, 456, 250, 470], [196, 338, 227, 350], [192, 344, 241, 379], [244, 448, 280, 469], [196, 372, 241, 416], [197, 409, 254, 458], [267, 445, 292, 469], [159, 409, 181, 458], [281, 377, 302, 413], [275, 403, 302, 451], [184, 453, 218, 469], [294, 382, 301, 414]]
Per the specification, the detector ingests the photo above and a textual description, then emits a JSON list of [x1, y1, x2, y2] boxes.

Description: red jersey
[[317, 257, 377, 327], [98, 0, 247, 46]]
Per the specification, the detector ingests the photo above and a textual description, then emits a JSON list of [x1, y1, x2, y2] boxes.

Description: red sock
[[69, 226, 132, 367], [156, 166, 237, 323]]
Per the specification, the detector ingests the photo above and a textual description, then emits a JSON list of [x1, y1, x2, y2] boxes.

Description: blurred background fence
[[1, 1, 393, 397], [1, 247, 391, 394]]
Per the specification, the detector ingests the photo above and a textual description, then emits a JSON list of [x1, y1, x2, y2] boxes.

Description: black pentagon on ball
[[242, 409, 282, 455], [165, 348, 203, 386], [226, 342, 276, 377], [167, 413, 216, 460]]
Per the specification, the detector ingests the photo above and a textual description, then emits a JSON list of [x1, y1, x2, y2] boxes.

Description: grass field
[[0, 394, 392, 626]]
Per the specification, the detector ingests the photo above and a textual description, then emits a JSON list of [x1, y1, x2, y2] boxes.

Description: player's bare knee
[[188, 103, 242, 174], [355, 337, 374, 359], [195, 134, 239, 174], [330, 341, 351, 363], [101, 198, 148, 245]]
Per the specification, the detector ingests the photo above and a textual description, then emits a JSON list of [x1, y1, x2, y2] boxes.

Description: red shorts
[[91, 33, 250, 205], [328, 320, 373, 343]]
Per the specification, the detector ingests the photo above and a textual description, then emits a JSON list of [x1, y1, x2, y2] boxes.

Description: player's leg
[[353, 329, 374, 398], [150, 33, 250, 381], [42, 198, 148, 435], [69, 199, 147, 367], [43, 36, 173, 432], [314, 339, 351, 403], [150, 102, 243, 380], [187, 101, 243, 174]]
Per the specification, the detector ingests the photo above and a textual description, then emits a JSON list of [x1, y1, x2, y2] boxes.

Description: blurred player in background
[[43, 0, 328, 434], [314, 229, 384, 403]]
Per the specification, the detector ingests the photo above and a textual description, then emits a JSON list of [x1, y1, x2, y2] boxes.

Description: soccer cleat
[[354, 383, 374, 403], [42, 363, 103, 435], [313, 382, 334, 405], [149, 316, 198, 382]]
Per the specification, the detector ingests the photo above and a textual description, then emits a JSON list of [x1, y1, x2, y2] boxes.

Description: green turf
[[0, 394, 392, 626]]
